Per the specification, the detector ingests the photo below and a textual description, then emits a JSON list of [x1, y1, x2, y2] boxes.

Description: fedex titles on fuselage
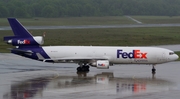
[[117, 49, 147, 60]]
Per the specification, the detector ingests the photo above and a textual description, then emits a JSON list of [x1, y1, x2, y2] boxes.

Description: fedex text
[[117, 50, 147, 59], [17, 40, 30, 44]]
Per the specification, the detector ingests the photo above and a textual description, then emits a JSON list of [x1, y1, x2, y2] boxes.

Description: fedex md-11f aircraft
[[3, 18, 179, 73]]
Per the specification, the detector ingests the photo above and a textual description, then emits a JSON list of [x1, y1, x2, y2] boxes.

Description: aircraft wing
[[35, 53, 109, 63], [43, 57, 108, 62]]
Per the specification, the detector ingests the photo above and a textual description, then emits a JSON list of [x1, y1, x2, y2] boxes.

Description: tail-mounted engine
[[4, 36, 44, 46], [90, 60, 110, 69]]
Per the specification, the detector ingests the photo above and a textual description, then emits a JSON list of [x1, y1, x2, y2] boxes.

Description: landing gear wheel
[[152, 65, 156, 74], [152, 68, 156, 74], [77, 65, 90, 72], [77, 67, 82, 72], [84, 66, 90, 72]]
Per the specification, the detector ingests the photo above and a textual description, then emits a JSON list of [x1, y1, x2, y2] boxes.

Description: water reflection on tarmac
[[0, 53, 180, 99], [2, 72, 175, 99]]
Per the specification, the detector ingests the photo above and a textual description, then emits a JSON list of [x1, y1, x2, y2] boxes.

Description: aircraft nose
[[174, 54, 179, 60]]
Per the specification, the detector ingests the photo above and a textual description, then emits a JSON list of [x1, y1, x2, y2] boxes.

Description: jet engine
[[90, 60, 110, 69], [5, 36, 44, 46]]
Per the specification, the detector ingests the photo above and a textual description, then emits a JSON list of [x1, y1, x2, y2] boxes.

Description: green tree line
[[0, 0, 180, 18]]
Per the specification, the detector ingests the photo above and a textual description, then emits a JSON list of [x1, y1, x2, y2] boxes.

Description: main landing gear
[[77, 63, 90, 72], [152, 64, 156, 74]]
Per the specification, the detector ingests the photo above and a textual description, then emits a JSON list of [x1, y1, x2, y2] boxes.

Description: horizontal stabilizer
[[8, 48, 33, 54]]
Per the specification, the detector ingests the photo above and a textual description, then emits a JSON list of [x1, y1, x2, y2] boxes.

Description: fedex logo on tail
[[117, 50, 147, 59], [17, 40, 30, 44]]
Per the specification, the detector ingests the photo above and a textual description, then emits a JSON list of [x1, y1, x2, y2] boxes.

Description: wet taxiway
[[0, 53, 180, 99]]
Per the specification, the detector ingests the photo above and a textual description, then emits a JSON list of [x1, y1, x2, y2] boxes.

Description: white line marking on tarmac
[[126, 16, 142, 24]]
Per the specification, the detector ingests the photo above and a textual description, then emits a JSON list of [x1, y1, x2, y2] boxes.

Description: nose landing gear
[[152, 64, 156, 74]]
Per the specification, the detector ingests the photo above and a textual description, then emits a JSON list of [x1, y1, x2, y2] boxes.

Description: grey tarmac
[[1, 44, 180, 99]]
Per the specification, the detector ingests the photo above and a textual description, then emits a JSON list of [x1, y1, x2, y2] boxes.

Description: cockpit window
[[169, 52, 175, 55]]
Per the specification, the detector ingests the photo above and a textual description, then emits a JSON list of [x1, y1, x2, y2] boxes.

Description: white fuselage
[[42, 46, 178, 64]]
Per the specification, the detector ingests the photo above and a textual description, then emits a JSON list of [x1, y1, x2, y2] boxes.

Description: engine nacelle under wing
[[90, 60, 110, 69]]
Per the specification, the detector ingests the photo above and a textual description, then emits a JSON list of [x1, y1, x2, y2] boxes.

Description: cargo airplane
[[3, 18, 179, 73]]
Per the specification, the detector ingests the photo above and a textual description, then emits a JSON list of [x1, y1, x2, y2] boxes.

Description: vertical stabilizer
[[4, 18, 44, 46], [7, 18, 32, 37]]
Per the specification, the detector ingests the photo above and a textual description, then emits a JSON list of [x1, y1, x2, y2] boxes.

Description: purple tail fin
[[8, 18, 32, 37], [4, 18, 43, 46]]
